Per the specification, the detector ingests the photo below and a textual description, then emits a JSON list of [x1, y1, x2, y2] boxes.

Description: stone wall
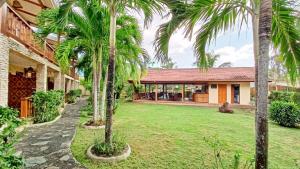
[[0, 34, 9, 106]]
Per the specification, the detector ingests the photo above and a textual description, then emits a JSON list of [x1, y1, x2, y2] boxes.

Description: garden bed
[[87, 144, 131, 162]]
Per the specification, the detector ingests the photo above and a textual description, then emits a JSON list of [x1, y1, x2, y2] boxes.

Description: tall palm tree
[[256, 0, 272, 168], [194, 52, 220, 68], [155, 0, 300, 89], [37, 0, 110, 123], [100, 0, 176, 146]]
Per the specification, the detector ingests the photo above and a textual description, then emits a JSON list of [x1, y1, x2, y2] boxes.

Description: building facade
[[0, 1, 80, 108], [132, 67, 255, 106]]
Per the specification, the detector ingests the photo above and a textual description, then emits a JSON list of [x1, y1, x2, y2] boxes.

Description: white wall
[[208, 83, 218, 104], [240, 82, 251, 105]]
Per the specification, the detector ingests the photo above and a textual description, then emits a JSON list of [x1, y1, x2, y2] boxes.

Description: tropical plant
[[37, 0, 110, 124], [32, 90, 64, 123], [194, 52, 220, 68], [256, 0, 272, 168], [161, 57, 177, 69], [0, 107, 23, 169], [100, 0, 176, 147], [154, 0, 300, 82]]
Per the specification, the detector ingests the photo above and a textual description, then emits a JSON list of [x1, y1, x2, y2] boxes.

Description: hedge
[[32, 90, 64, 123], [269, 91, 300, 105], [269, 101, 300, 127], [66, 89, 82, 104]]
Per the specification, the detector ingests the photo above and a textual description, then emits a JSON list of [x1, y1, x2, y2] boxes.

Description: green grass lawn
[[71, 102, 300, 169]]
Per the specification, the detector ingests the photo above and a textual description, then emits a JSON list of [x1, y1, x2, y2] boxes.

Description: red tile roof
[[139, 67, 255, 84]]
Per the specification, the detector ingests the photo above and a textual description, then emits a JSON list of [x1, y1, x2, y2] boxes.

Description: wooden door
[[218, 84, 227, 104]]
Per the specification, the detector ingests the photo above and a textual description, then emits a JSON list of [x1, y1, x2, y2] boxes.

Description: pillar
[[54, 71, 61, 90], [36, 64, 47, 91], [0, 35, 9, 106], [182, 84, 185, 101], [155, 84, 158, 101], [66, 79, 71, 92]]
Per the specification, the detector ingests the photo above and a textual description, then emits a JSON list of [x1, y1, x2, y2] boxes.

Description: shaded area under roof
[[138, 67, 255, 84]]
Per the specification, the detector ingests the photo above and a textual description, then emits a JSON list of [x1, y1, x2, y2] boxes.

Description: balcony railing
[[0, 3, 56, 63]]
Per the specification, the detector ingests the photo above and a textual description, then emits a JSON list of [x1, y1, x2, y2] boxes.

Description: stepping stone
[[25, 156, 47, 167], [60, 155, 70, 161], [38, 136, 52, 140], [46, 167, 59, 169], [31, 141, 50, 146], [62, 134, 70, 137], [40, 146, 49, 151]]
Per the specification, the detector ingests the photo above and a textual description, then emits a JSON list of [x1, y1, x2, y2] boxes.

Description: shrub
[[268, 91, 295, 103], [66, 89, 82, 103], [0, 107, 24, 168], [292, 92, 300, 105], [80, 104, 93, 117], [32, 90, 64, 123], [92, 134, 127, 157], [269, 101, 300, 127]]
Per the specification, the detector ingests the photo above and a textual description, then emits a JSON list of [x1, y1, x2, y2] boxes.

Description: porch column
[[182, 84, 185, 102], [54, 71, 62, 90], [67, 79, 72, 92], [36, 64, 47, 91], [0, 34, 9, 106], [155, 84, 158, 101]]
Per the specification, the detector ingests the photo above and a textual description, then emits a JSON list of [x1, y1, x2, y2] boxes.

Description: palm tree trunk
[[97, 46, 103, 120], [100, 65, 108, 121], [256, 0, 272, 168], [92, 53, 100, 122], [252, 14, 259, 104], [105, 5, 117, 145]]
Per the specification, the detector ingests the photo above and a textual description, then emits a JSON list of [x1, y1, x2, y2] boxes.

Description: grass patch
[[71, 102, 300, 169]]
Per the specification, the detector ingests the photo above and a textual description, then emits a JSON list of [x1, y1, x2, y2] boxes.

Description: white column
[[54, 71, 61, 90], [36, 64, 47, 91], [61, 73, 65, 92], [0, 35, 9, 106]]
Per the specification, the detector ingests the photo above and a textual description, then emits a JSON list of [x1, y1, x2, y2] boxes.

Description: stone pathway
[[16, 99, 87, 169]]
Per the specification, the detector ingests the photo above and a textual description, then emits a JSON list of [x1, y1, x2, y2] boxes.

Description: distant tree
[[218, 62, 232, 68], [161, 57, 177, 69], [194, 52, 220, 68]]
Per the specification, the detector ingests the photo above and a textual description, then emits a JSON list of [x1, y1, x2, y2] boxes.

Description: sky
[[135, 14, 255, 68]]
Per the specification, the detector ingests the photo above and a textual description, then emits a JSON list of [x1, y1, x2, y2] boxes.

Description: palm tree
[[155, 0, 300, 90], [37, 0, 110, 124], [101, 0, 176, 146], [256, 0, 272, 168], [194, 52, 220, 68]]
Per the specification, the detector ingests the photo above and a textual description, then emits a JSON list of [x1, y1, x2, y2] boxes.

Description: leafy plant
[[202, 136, 254, 169], [66, 89, 82, 104], [80, 104, 93, 117], [92, 133, 127, 157], [0, 107, 24, 168], [269, 101, 300, 127], [32, 90, 64, 123], [268, 91, 296, 103]]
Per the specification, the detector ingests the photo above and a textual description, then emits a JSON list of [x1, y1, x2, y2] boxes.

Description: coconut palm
[[256, 0, 272, 168], [155, 0, 300, 86], [100, 0, 178, 146]]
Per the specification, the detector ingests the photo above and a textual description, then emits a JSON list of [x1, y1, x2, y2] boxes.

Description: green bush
[[268, 91, 295, 103], [0, 107, 24, 168], [269, 101, 300, 127], [80, 104, 93, 117], [92, 134, 127, 157], [66, 89, 82, 104], [292, 92, 300, 105], [32, 90, 64, 123]]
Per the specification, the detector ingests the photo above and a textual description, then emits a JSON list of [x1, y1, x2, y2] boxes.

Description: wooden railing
[[20, 97, 33, 118], [0, 3, 56, 63]]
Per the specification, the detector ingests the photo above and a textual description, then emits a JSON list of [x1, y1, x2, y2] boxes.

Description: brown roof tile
[[140, 67, 255, 84]]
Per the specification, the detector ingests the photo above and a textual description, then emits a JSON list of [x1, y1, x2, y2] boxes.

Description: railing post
[[0, 2, 7, 34]]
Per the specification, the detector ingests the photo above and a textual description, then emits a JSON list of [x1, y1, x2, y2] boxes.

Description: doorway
[[231, 84, 240, 104]]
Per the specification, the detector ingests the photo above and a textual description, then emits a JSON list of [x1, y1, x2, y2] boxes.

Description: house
[[0, 1, 80, 113], [132, 67, 255, 105]]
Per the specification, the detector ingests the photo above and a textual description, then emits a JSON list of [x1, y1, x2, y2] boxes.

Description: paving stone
[[31, 141, 50, 146], [25, 156, 47, 167], [60, 155, 70, 161], [15, 99, 87, 169]]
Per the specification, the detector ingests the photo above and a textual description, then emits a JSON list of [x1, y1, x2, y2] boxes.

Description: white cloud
[[214, 44, 254, 67]]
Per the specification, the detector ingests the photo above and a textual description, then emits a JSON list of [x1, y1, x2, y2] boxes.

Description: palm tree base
[[86, 144, 131, 163], [82, 119, 105, 129]]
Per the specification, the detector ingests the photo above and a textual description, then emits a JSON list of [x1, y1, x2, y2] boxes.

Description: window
[[211, 84, 217, 89]]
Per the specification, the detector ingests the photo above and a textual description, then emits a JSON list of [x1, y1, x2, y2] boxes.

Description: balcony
[[0, 3, 79, 79]]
